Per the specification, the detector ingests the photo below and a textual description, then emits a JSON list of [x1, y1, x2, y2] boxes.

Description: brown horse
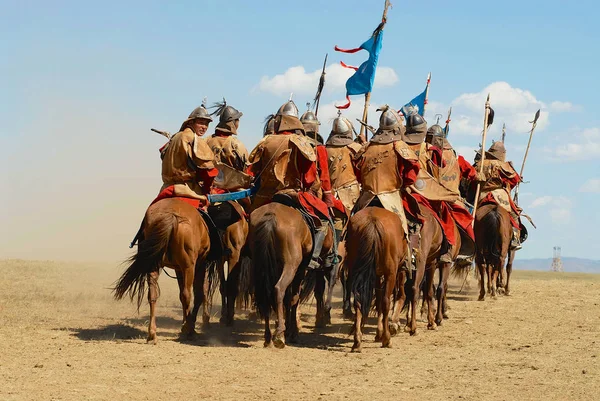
[[390, 204, 445, 336], [208, 205, 251, 326], [113, 199, 214, 344], [345, 207, 407, 352], [424, 221, 461, 329], [249, 202, 333, 348], [474, 204, 513, 300]]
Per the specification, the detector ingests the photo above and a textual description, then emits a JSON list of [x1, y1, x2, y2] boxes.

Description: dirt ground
[[1, 259, 598, 401]]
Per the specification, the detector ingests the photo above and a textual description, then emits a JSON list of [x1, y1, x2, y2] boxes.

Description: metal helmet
[[211, 99, 243, 135], [300, 109, 320, 132], [326, 111, 354, 146], [276, 100, 299, 117], [180, 102, 212, 131], [402, 113, 428, 144], [274, 100, 304, 134], [427, 124, 445, 138], [377, 105, 403, 130], [485, 141, 507, 162]]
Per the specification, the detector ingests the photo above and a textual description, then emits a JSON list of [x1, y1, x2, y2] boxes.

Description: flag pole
[[513, 109, 541, 205], [423, 72, 431, 115], [444, 107, 452, 137], [358, 0, 390, 142], [471, 94, 491, 224]]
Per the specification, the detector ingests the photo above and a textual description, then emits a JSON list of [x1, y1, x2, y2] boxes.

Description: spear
[[313, 53, 328, 117], [423, 72, 431, 115], [358, 0, 391, 142], [471, 94, 492, 223], [513, 109, 541, 205], [501, 123, 506, 143], [444, 107, 452, 137]]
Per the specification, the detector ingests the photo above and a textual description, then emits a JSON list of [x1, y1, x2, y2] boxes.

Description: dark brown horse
[[113, 199, 214, 344], [249, 202, 333, 348], [424, 221, 461, 329], [345, 207, 407, 352], [474, 204, 513, 300], [390, 204, 445, 336]]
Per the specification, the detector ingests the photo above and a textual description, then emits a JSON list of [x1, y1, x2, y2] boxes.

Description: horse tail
[[252, 214, 279, 319], [299, 268, 318, 304], [348, 215, 382, 319], [113, 213, 178, 309], [236, 256, 254, 310], [479, 207, 503, 267]]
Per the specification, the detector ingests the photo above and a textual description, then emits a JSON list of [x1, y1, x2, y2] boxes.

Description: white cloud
[[580, 178, 600, 193], [528, 196, 573, 225], [550, 101, 578, 113], [546, 127, 600, 162], [255, 63, 398, 96], [434, 81, 549, 138]]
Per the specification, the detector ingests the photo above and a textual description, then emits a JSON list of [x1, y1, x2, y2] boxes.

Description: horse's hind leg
[[147, 269, 160, 344], [341, 267, 354, 320], [273, 266, 296, 349], [436, 262, 450, 326], [351, 298, 364, 352], [389, 270, 405, 337], [218, 260, 227, 324], [179, 265, 196, 338], [314, 271, 327, 328], [477, 262, 486, 301], [380, 270, 396, 348], [324, 264, 338, 325], [285, 273, 303, 344], [424, 264, 437, 330], [490, 265, 500, 299], [505, 250, 514, 296]]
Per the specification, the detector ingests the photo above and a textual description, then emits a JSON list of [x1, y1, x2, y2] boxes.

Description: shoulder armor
[[248, 136, 270, 163], [192, 137, 215, 162], [289, 134, 317, 162], [394, 140, 418, 160], [347, 142, 363, 154]]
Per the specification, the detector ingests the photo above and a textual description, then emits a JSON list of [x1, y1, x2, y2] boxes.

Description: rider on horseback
[[247, 100, 336, 270], [352, 105, 420, 267], [207, 100, 248, 173], [159, 104, 218, 204], [325, 112, 362, 237], [474, 141, 523, 250], [425, 123, 486, 264]]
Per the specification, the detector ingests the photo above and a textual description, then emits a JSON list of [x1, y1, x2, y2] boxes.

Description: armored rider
[[247, 100, 335, 269]]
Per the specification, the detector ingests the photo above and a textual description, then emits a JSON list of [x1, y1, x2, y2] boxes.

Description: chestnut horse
[[249, 202, 333, 348], [345, 207, 407, 352], [474, 204, 513, 300], [113, 198, 215, 344], [390, 204, 445, 336]]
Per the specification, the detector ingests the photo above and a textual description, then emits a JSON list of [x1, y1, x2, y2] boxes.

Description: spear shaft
[[471, 94, 491, 224], [514, 109, 541, 205], [501, 123, 506, 143], [314, 53, 328, 117]]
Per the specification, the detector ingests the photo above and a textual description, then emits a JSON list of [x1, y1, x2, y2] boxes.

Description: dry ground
[[0, 259, 599, 401]]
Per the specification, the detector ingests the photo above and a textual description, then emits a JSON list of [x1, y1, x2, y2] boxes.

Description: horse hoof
[[435, 319, 443, 327], [427, 323, 437, 331], [505, 291, 511, 296], [442, 312, 449, 319], [315, 319, 326, 329], [343, 310, 355, 321], [381, 341, 392, 348], [263, 340, 272, 348], [202, 315, 211, 325], [374, 334, 382, 342], [351, 344, 362, 353], [404, 325, 411, 333], [146, 333, 157, 345], [410, 329, 418, 336], [389, 323, 399, 337], [478, 296, 485, 301], [273, 335, 285, 349]]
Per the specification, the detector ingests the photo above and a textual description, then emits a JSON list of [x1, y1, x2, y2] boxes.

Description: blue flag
[[400, 87, 427, 117], [335, 29, 384, 109]]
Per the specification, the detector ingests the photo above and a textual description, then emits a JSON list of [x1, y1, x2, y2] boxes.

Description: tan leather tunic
[[161, 128, 215, 185], [206, 134, 249, 171]]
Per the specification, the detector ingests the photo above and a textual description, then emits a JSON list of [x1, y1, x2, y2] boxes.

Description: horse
[[113, 198, 215, 344], [345, 207, 407, 352], [249, 202, 333, 348], [473, 204, 513, 300], [390, 204, 445, 336], [423, 220, 461, 329], [207, 201, 252, 326], [299, 258, 340, 328]]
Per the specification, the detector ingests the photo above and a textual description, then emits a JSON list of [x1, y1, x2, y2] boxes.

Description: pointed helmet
[[274, 100, 305, 134], [326, 111, 355, 146], [180, 102, 213, 131]]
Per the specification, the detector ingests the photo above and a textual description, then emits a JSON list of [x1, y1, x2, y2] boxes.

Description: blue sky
[[1, 0, 598, 262]]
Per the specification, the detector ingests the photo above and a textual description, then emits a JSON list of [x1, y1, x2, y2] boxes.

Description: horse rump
[[250, 213, 279, 319], [113, 212, 179, 309]]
